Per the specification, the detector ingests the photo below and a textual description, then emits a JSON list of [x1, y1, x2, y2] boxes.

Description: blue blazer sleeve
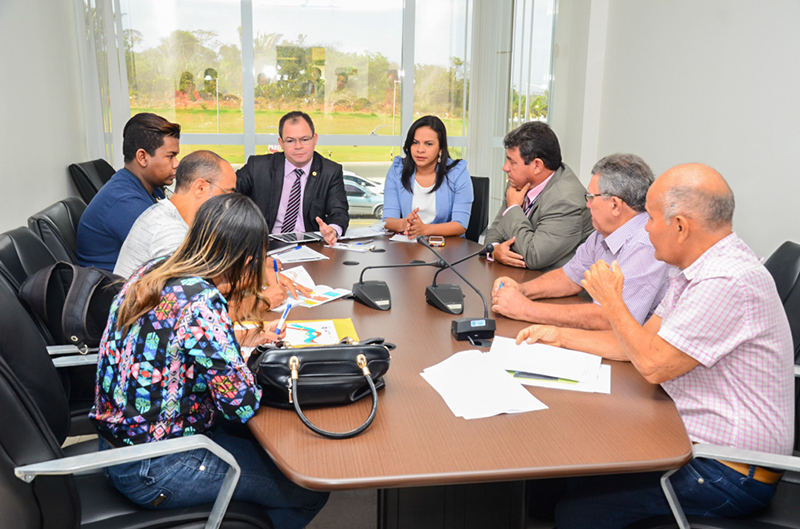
[[438, 160, 473, 229], [382, 156, 407, 221]]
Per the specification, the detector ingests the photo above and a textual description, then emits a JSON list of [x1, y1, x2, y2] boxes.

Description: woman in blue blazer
[[382, 115, 473, 237]]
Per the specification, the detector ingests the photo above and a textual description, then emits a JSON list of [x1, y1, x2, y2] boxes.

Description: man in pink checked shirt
[[519, 163, 794, 528]]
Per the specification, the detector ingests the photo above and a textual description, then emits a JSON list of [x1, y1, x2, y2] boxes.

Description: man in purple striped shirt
[[518, 163, 794, 528], [492, 153, 671, 329]]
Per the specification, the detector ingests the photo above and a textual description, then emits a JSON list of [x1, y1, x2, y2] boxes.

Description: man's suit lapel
[[527, 165, 563, 223], [302, 153, 322, 227], [268, 153, 286, 228]]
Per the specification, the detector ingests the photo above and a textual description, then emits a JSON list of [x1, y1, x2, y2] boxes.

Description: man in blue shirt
[[77, 113, 181, 271]]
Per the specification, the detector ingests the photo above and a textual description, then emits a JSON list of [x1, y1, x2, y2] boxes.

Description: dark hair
[[117, 193, 270, 333], [401, 115, 460, 193], [279, 111, 315, 137], [122, 113, 181, 163], [174, 150, 225, 192], [503, 121, 561, 171]]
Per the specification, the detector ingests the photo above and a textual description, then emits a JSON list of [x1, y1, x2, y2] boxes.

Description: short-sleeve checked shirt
[[656, 233, 794, 454], [563, 212, 672, 324], [90, 263, 262, 446]]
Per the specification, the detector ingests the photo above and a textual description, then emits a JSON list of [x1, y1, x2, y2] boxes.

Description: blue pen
[[276, 303, 292, 332], [355, 239, 374, 245], [274, 245, 301, 257], [272, 258, 280, 284]]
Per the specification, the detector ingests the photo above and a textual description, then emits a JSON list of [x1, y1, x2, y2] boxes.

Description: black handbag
[[249, 337, 394, 439]]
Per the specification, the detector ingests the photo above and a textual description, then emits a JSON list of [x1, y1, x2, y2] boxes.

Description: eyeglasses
[[206, 180, 234, 195], [584, 192, 613, 203], [281, 136, 314, 146]]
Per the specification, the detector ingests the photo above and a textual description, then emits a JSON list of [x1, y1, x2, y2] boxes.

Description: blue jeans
[[100, 423, 328, 529], [528, 458, 778, 529]]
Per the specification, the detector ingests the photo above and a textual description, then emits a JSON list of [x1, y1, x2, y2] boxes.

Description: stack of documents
[[272, 245, 329, 264], [487, 337, 610, 394], [389, 233, 417, 243], [421, 350, 547, 419]]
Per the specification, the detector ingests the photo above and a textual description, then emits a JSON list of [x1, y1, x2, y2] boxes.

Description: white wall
[[0, 0, 86, 232], [554, 0, 800, 258]]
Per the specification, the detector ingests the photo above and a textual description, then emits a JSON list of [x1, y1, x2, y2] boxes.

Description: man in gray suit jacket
[[484, 122, 594, 271]]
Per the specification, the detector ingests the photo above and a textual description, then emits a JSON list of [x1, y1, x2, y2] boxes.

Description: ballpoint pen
[[272, 258, 280, 284], [354, 239, 374, 245], [273, 245, 301, 257]]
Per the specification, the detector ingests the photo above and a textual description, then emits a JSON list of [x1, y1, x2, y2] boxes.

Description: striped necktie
[[522, 194, 534, 216], [281, 168, 304, 233]]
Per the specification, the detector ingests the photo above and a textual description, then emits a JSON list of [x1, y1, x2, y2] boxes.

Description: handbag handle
[[288, 354, 379, 439]]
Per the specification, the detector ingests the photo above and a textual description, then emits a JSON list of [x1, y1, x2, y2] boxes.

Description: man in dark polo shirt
[[77, 113, 181, 271]]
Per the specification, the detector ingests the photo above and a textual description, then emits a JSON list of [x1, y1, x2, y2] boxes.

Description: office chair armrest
[[692, 443, 800, 473], [51, 353, 98, 368], [15, 435, 239, 529], [661, 443, 800, 529], [47, 345, 99, 356], [794, 365, 800, 378]]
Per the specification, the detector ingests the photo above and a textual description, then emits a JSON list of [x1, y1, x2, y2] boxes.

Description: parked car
[[343, 171, 384, 194], [345, 182, 384, 219]]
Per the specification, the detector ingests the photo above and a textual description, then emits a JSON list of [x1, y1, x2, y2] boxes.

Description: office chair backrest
[[465, 176, 490, 243], [763, 241, 800, 362], [0, 355, 80, 529], [0, 227, 59, 292], [28, 197, 86, 264], [68, 158, 115, 204], [0, 279, 71, 444]]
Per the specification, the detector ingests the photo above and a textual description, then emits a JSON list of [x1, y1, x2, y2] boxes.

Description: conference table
[[248, 236, 691, 528]]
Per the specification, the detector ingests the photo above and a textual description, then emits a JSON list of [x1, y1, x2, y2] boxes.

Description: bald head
[[174, 150, 228, 193], [652, 163, 735, 231]]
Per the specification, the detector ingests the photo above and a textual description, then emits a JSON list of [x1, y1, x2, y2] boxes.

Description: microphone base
[[451, 317, 496, 341], [425, 284, 464, 315], [352, 281, 391, 311]]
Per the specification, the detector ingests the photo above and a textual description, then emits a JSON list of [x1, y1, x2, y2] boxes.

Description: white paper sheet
[[488, 336, 603, 383], [421, 350, 547, 419], [389, 233, 417, 243]]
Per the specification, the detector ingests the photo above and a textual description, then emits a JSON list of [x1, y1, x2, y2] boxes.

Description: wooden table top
[[248, 236, 691, 491]]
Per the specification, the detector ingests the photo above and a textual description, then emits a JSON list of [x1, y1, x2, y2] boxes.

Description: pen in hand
[[273, 258, 280, 284]]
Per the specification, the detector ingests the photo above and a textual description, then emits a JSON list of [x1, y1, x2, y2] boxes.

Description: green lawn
[[132, 107, 465, 163]]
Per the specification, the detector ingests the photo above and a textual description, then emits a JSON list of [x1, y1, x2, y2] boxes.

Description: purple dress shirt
[[562, 212, 671, 324], [272, 159, 342, 236]]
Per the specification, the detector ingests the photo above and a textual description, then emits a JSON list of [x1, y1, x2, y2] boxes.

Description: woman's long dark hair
[[401, 115, 460, 193], [117, 194, 271, 333]]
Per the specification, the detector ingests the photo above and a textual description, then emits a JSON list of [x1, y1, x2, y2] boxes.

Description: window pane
[[252, 0, 403, 136], [121, 0, 243, 133], [414, 0, 471, 136], [180, 144, 245, 166], [509, 0, 555, 127]]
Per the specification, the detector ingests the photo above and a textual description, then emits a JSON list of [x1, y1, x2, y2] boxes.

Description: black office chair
[[465, 176, 490, 243], [27, 196, 86, 264], [627, 241, 800, 529], [764, 241, 800, 361], [68, 158, 115, 204], [0, 227, 95, 434], [0, 353, 273, 529]]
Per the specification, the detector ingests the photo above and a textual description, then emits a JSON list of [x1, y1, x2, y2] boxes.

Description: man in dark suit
[[236, 111, 349, 245], [484, 121, 594, 271]]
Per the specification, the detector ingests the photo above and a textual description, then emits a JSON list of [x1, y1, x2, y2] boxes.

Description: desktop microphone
[[415, 237, 496, 342], [352, 259, 445, 311], [425, 241, 496, 314]]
